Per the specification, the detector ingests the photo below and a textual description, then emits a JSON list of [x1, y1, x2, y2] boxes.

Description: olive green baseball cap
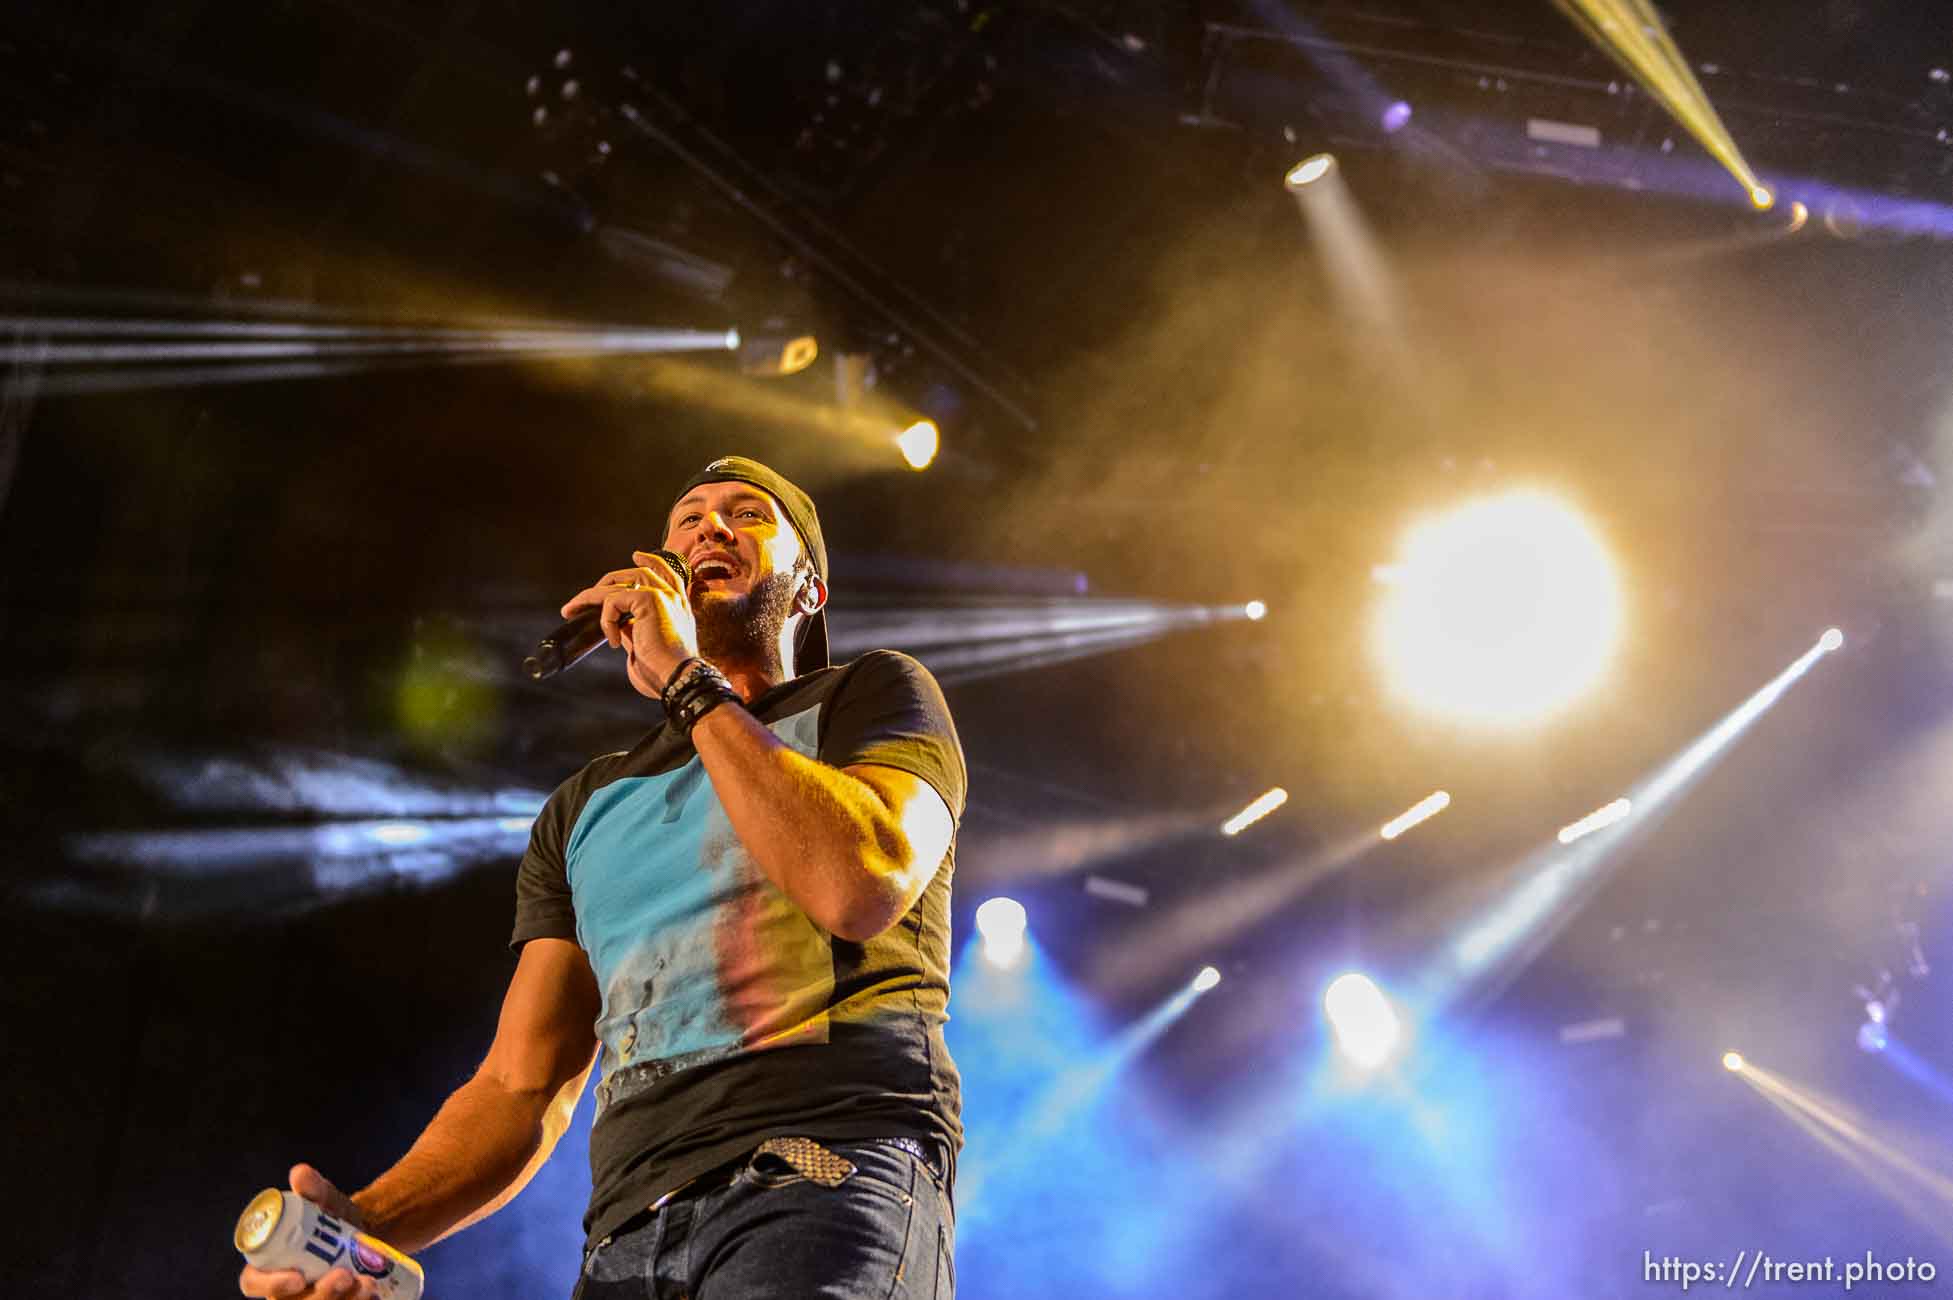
[[671, 455, 829, 669]]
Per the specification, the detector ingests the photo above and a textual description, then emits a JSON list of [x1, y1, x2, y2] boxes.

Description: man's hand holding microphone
[[555, 549, 699, 700]]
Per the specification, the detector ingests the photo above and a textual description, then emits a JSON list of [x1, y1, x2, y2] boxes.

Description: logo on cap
[[707, 458, 734, 473]]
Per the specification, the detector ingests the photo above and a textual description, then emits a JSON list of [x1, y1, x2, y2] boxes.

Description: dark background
[[5, 2, 1953, 1296]]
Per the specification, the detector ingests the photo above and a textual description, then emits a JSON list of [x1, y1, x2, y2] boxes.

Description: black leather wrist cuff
[[662, 659, 739, 739], [671, 682, 738, 737]]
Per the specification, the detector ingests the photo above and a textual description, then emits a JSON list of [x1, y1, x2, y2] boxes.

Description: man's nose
[[699, 511, 736, 542]]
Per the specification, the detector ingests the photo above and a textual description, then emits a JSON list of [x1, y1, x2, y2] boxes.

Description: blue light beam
[[1424, 629, 1842, 1007]]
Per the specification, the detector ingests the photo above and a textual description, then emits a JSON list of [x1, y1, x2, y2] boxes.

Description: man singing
[[241, 456, 966, 1299]]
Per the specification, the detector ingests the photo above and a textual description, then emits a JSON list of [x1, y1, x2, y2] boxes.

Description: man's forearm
[[350, 1062, 581, 1254], [690, 701, 913, 940]]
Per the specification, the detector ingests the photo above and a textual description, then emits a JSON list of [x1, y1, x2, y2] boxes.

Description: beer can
[[234, 1188, 425, 1299]]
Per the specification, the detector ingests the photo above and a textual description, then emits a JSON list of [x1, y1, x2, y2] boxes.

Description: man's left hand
[[559, 550, 697, 699]]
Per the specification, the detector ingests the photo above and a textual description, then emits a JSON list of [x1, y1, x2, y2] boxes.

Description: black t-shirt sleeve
[[819, 650, 967, 821], [509, 769, 591, 951]]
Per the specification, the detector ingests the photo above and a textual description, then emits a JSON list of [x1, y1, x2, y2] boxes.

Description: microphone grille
[[658, 548, 692, 587]]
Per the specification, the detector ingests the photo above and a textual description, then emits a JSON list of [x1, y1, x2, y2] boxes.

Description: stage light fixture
[[736, 333, 820, 377], [370, 822, 432, 847], [1749, 184, 1775, 211], [1193, 966, 1223, 993], [1221, 787, 1288, 837], [1819, 627, 1844, 653], [975, 896, 1028, 969], [1374, 489, 1622, 727], [1556, 797, 1631, 845], [1858, 1021, 1890, 1054], [1285, 153, 1336, 189], [1380, 101, 1413, 134], [1786, 201, 1810, 233], [1324, 972, 1402, 1069], [1244, 600, 1268, 622], [1380, 790, 1450, 841], [1723, 1051, 1745, 1072], [896, 419, 940, 470]]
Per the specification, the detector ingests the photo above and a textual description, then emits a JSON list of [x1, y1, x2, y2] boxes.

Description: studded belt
[[880, 1136, 945, 1181]]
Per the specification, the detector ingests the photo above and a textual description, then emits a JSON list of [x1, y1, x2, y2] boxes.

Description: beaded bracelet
[[662, 657, 716, 700]]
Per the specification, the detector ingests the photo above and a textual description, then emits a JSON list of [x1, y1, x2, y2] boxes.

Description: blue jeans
[[571, 1138, 955, 1300]]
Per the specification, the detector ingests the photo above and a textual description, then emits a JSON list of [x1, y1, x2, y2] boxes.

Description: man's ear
[[797, 571, 828, 616]]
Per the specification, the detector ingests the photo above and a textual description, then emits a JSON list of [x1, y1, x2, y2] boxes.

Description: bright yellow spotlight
[[895, 419, 939, 470], [1786, 200, 1809, 233], [1373, 489, 1623, 727], [780, 334, 819, 374], [1723, 1051, 1745, 1072], [1749, 184, 1775, 211], [1285, 153, 1336, 189], [1244, 600, 1268, 621]]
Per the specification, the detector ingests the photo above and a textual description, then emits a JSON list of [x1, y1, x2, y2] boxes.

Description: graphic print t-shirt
[[510, 650, 966, 1245]]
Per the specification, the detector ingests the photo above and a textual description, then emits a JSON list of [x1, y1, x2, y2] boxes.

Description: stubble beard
[[693, 565, 800, 675]]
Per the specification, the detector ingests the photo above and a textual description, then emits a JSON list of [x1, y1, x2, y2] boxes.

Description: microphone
[[524, 549, 692, 681]]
